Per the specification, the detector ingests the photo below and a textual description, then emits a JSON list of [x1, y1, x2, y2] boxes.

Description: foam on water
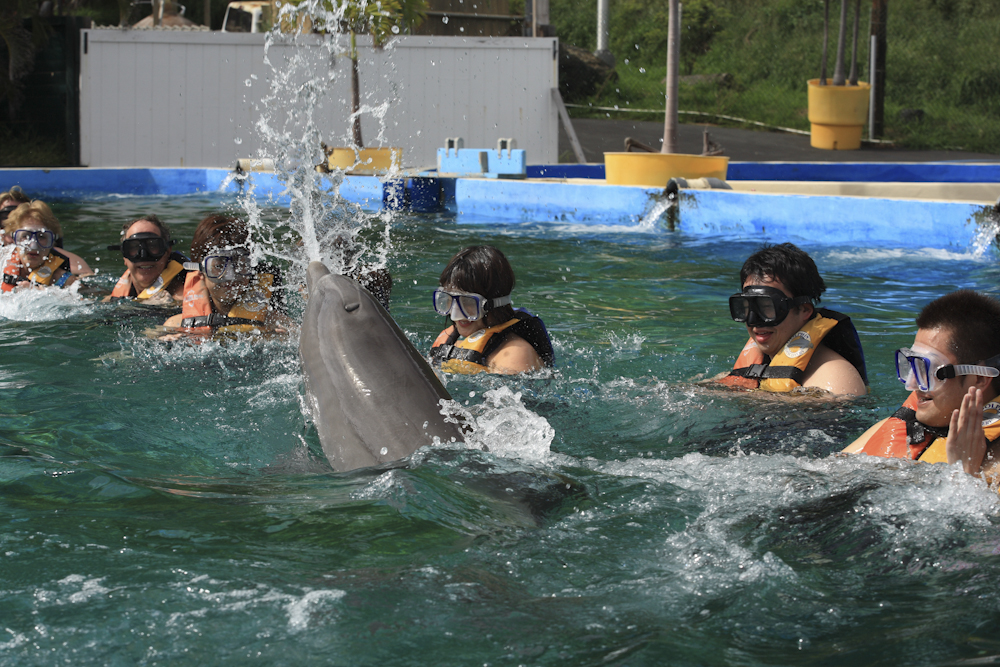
[[825, 246, 988, 263], [461, 387, 555, 462], [0, 282, 97, 321]]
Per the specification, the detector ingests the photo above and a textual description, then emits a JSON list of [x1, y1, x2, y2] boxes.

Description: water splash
[[243, 0, 400, 285], [0, 283, 97, 322], [969, 202, 1000, 259], [637, 195, 674, 230], [442, 387, 555, 462]]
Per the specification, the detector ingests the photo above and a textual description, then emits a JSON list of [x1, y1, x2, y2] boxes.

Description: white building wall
[[79, 30, 558, 168]]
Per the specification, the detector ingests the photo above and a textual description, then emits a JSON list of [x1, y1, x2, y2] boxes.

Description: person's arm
[[842, 418, 888, 454], [264, 309, 294, 333], [54, 268, 77, 289], [802, 344, 867, 397], [59, 248, 94, 277], [488, 336, 544, 374]]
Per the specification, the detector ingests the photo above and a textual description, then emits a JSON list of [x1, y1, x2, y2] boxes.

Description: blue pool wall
[[527, 162, 1000, 183], [2, 165, 996, 251]]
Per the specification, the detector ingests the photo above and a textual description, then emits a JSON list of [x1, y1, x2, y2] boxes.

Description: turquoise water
[[3, 195, 1000, 665]]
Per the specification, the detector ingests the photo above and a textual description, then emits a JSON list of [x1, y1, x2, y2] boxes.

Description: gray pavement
[[559, 117, 1000, 163]]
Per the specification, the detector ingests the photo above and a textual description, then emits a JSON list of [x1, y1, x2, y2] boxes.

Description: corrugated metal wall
[[79, 31, 558, 168]]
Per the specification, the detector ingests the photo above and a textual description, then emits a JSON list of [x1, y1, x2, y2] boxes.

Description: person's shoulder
[[803, 343, 866, 397], [59, 248, 94, 276], [488, 333, 543, 374]]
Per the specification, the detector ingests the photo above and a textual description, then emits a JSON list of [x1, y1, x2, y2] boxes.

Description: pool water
[[3, 195, 1000, 665]]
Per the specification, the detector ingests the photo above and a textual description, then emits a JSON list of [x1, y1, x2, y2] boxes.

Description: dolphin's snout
[[306, 261, 332, 293]]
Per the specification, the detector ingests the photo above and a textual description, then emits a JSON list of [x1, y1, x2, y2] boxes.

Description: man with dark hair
[[845, 290, 1000, 479], [717, 242, 868, 396]]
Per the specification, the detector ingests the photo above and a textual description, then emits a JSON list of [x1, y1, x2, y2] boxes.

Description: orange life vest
[[110, 255, 186, 301], [857, 392, 1000, 463], [175, 271, 275, 336], [2, 248, 70, 292], [718, 308, 867, 392]]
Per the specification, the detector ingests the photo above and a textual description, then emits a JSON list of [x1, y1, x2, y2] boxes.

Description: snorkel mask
[[895, 344, 1000, 392], [184, 248, 252, 284], [432, 288, 512, 322], [729, 285, 813, 327], [108, 232, 170, 263], [13, 229, 55, 251]]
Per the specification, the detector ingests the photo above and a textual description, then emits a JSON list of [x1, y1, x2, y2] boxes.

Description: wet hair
[[120, 214, 172, 245], [0, 187, 30, 207], [439, 245, 516, 327], [189, 214, 249, 262], [917, 291, 1000, 392], [3, 201, 63, 238], [739, 242, 826, 303]]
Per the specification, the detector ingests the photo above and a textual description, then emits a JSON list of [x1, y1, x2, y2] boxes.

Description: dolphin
[[300, 261, 465, 472]]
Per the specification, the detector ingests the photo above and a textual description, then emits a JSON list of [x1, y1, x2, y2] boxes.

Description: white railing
[[79, 30, 558, 169]]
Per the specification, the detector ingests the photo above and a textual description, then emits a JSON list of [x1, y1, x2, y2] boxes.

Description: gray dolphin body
[[300, 261, 465, 472]]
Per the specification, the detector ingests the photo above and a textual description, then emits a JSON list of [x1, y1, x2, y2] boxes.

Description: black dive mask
[[109, 232, 170, 262], [729, 285, 812, 327]]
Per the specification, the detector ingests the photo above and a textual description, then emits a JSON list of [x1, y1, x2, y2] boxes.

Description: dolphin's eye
[[344, 302, 360, 312]]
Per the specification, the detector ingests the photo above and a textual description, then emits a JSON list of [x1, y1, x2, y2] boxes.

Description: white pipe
[[596, 0, 609, 55]]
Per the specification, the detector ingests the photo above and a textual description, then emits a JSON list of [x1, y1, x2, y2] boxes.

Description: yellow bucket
[[807, 79, 871, 150], [604, 152, 729, 187], [328, 147, 402, 174]]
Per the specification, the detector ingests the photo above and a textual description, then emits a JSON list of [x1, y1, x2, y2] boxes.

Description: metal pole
[[870, 0, 887, 138], [868, 34, 876, 141], [662, 0, 679, 153], [552, 88, 586, 163], [595, 0, 612, 65]]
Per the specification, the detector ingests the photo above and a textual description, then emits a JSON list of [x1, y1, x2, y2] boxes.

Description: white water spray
[[244, 0, 402, 283]]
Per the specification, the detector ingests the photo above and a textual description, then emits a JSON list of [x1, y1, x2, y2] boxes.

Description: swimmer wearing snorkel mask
[[429, 245, 554, 375], [1, 201, 76, 291], [106, 215, 190, 305], [716, 242, 868, 397], [845, 290, 1000, 482], [162, 214, 292, 337], [0, 188, 93, 277]]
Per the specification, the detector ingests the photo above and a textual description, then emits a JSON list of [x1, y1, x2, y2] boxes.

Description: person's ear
[[972, 373, 995, 392]]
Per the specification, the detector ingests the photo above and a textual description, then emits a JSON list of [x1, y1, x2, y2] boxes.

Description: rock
[[559, 44, 617, 103]]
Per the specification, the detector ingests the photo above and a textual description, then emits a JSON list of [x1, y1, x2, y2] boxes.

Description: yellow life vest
[[111, 258, 186, 300], [431, 317, 521, 374], [2, 248, 70, 291], [719, 309, 867, 393]]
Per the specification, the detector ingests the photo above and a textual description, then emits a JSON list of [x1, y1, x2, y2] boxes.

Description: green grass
[[556, 0, 1000, 153]]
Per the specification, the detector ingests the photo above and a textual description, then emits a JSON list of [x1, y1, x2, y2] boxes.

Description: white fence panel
[[80, 30, 558, 168]]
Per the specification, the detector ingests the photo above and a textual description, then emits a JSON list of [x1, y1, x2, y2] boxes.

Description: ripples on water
[[2, 198, 1000, 665]]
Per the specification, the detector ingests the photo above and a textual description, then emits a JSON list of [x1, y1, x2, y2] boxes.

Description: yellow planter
[[328, 147, 402, 174], [807, 79, 871, 150], [603, 152, 729, 187]]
